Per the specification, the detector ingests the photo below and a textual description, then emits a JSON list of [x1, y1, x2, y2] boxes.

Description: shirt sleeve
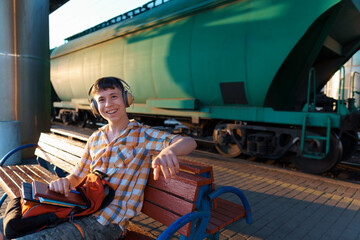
[[143, 126, 177, 154], [73, 137, 93, 178]]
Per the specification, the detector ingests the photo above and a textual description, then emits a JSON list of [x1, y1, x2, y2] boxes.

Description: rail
[[65, 0, 172, 42], [337, 66, 347, 114]]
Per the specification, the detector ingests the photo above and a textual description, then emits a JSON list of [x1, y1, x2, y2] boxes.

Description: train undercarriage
[[52, 103, 360, 175]]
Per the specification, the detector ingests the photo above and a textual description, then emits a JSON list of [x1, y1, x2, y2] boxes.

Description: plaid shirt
[[73, 120, 176, 230]]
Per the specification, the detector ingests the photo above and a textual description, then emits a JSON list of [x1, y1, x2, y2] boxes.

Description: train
[[50, 0, 360, 174]]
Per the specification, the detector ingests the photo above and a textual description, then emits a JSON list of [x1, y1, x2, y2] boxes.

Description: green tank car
[[51, 0, 360, 173]]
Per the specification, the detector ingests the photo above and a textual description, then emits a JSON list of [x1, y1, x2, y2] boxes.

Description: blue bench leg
[[0, 193, 8, 208], [207, 232, 219, 240]]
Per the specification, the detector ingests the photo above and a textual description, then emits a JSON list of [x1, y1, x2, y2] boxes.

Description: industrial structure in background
[[50, 0, 360, 174], [0, 0, 68, 163]]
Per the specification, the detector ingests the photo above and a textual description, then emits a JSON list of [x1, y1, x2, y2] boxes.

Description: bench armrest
[[157, 211, 210, 240], [0, 144, 37, 166], [208, 186, 252, 224]]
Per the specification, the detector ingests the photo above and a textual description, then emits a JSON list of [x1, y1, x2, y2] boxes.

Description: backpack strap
[[99, 180, 115, 210]]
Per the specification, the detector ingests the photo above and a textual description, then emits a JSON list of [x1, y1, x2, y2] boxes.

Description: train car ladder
[[300, 68, 331, 158], [301, 116, 331, 159]]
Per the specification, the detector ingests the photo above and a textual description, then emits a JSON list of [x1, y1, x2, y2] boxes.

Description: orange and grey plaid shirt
[[73, 120, 176, 230]]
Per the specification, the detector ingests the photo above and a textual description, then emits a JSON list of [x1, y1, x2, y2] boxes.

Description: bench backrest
[[144, 168, 213, 237], [35, 133, 215, 237], [35, 133, 85, 173]]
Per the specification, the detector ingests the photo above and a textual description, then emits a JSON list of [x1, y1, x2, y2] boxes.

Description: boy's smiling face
[[94, 87, 128, 125]]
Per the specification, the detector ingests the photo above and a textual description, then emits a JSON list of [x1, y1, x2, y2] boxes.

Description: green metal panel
[[100, 38, 126, 80], [191, 0, 247, 106], [152, 19, 194, 99], [146, 98, 196, 109], [127, 104, 342, 128], [246, 0, 340, 106], [123, 33, 155, 102]]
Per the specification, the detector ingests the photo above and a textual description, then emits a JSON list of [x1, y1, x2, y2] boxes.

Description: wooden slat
[[50, 127, 90, 142], [7, 166, 42, 184], [147, 170, 211, 202], [179, 159, 213, 175], [0, 165, 57, 199], [123, 231, 155, 240], [37, 142, 80, 166], [35, 148, 75, 173], [21, 165, 57, 183], [206, 198, 246, 234], [0, 167, 21, 198], [144, 185, 195, 216], [142, 200, 192, 237], [39, 133, 85, 157]]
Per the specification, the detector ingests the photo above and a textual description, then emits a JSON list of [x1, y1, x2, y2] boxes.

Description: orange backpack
[[3, 171, 115, 239]]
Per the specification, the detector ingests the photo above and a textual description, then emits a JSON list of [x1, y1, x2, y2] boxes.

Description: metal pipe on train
[[50, 0, 360, 173]]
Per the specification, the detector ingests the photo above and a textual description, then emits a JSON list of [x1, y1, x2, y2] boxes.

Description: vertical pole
[[0, 0, 51, 162]]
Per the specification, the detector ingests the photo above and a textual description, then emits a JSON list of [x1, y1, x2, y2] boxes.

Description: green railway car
[[51, 0, 360, 173]]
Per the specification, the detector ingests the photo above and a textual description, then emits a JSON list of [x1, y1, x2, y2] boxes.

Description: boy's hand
[[49, 177, 76, 197], [152, 148, 180, 180]]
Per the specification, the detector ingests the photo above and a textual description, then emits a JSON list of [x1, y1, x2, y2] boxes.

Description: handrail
[[351, 71, 360, 99], [157, 211, 210, 240], [0, 144, 37, 166], [207, 186, 252, 224], [305, 67, 316, 112], [65, 0, 172, 41], [338, 66, 346, 104]]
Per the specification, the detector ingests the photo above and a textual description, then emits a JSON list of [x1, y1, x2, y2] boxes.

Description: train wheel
[[291, 132, 342, 174], [340, 131, 357, 162], [213, 123, 241, 158], [76, 111, 88, 128], [61, 114, 70, 125]]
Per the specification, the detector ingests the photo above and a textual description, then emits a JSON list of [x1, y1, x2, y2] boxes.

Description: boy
[[1, 77, 196, 240]]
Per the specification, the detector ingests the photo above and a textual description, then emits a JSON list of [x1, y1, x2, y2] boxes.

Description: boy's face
[[94, 87, 128, 124]]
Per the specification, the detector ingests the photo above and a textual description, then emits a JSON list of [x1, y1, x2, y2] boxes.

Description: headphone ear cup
[[127, 92, 134, 106], [123, 91, 134, 108], [90, 99, 100, 116]]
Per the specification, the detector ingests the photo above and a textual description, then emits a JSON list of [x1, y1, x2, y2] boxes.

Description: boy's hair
[[90, 76, 125, 95]]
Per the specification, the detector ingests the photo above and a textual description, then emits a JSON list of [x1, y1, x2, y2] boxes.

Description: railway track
[[51, 123, 360, 184]]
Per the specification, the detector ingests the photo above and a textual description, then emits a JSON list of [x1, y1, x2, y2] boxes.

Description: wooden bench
[[0, 131, 252, 240]]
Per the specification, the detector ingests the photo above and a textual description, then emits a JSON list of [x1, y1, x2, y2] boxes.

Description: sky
[[49, 0, 150, 49]]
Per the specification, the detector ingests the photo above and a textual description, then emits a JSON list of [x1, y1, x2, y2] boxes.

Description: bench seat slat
[[0, 165, 56, 198], [39, 133, 85, 157], [35, 148, 75, 173], [206, 198, 246, 234], [6, 166, 42, 184], [142, 200, 192, 237], [0, 167, 21, 198], [147, 170, 211, 202], [20, 165, 57, 184], [144, 185, 195, 216]]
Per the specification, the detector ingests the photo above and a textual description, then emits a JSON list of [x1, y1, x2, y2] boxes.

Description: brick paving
[[2, 150, 360, 239], [132, 151, 360, 239]]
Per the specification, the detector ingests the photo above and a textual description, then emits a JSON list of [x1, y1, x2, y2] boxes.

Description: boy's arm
[[48, 173, 83, 197], [152, 136, 197, 180]]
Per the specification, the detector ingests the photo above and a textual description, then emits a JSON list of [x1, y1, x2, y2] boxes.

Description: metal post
[[0, 0, 51, 160]]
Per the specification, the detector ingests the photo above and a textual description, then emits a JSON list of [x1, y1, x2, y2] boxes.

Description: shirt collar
[[98, 119, 140, 143]]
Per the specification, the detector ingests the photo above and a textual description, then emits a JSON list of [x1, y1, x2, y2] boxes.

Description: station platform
[[1, 150, 360, 239], [130, 151, 360, 240]]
